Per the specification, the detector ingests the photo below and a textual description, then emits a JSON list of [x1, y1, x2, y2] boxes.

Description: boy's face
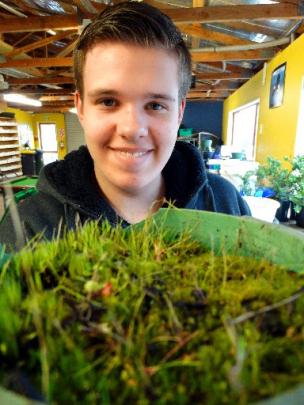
[[75, 42, 185, 197]]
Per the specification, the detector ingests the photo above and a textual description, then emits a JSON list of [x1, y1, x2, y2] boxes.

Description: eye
[[98, 98, 117, 107], [147, 102, 165, 111]]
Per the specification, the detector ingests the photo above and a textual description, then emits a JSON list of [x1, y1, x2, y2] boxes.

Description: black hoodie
[[0, 142, 250, 251]]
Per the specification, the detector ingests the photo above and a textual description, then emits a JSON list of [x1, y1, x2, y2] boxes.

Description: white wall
[[64, 112, 85, 153]]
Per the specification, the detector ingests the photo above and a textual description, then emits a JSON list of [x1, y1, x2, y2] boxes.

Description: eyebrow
[[87, 89, 176, 102]]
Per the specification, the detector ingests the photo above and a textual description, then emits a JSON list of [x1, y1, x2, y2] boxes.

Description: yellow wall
[[4, 108, 67, 159], [223, 34, 304, 162], [32, 113, 67, 159]]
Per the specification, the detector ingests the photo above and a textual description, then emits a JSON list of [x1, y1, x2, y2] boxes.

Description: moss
[[0, 220, 303, 404]]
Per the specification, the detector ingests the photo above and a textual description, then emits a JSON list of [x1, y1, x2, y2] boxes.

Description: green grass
[[0, 220, 303, 404]]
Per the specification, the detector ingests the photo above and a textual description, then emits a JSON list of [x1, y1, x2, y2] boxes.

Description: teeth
[[118, 151, 147, 157]]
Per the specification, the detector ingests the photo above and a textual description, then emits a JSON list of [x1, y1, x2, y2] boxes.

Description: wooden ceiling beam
[[0, 4, 301, 34], [71, 0, 98, 14], [193, 83, 239, 91], [0, 57, 73, 68], [0, 15, 81, 33], [297, 21, 304, 34], [6, 31, 76, 59], [7, 76, 74, 85], [187, 92, 228, 99], [39, 95, 74, 101], [194, 62, 253, 74], [1, 88, 73, 95], [16, 105, 72, 112], [218, 21, 281, 38], [195, 71, 252, 80], [56, 39, 77, 57], [191, 49, 274, 62], [180, 23, 252, 46], [167, 4, 301, 24]]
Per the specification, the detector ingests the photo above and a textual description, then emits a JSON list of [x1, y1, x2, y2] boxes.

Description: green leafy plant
[[256, 157, 290, 200], [287, 155, 304, 213], [240, 156, 304, 212]]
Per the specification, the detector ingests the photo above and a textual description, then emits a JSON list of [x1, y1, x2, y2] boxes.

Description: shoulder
[[0, 191, 66, 251], [206, 173, 251, 216], [207, 172, 239, 192]]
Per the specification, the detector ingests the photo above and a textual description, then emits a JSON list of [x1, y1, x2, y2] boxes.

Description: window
[[227, 100, 260, 160], [39, 123, 58, 165]]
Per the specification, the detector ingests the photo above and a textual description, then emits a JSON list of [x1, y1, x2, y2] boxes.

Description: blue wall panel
[[181, 101, 223, 140]]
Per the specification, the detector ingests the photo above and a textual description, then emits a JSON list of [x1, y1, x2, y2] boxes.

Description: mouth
[[110, 148, 152, 158]]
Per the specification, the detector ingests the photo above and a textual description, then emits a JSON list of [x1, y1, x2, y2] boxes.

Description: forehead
[[82, 42, 180, 94]]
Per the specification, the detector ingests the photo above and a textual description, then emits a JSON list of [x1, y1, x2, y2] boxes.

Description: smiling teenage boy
[[0, 1, 250, 251]]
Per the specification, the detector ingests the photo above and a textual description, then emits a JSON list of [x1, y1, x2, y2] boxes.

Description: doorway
[[39, 123, 58, 165]]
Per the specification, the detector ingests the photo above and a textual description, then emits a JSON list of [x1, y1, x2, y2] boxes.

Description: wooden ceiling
[[0, 0, 303, 112]]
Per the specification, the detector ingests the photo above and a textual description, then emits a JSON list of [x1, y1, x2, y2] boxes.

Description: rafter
[[0, 15, 80, 33], [39, 95, 74, 101], [7, 76, 74, 85], [195, 71, 253, 80], [193, 82, 240, 91], [71, 0, 98, 14], [187, 92, 228, 99], [180, 23, 252, 46], [191, 49, 274, 62], [167, 4, 301, 24], [0, 57, 73, 68], [56, 39, 77, 57], [6, 31, 76, 59], [0, 4, 301, 34]]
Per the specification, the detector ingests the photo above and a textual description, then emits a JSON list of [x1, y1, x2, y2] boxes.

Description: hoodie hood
[[163, 141, 209, 207], [37, 142, 211, 215]]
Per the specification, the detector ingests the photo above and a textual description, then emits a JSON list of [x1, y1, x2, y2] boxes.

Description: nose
[[117, 105, 148, 140]]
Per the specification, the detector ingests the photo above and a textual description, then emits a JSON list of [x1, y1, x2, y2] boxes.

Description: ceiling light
[[3, 93, 42, 107], [69, 107, 77, 114]]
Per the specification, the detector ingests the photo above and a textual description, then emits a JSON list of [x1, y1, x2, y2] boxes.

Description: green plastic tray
[[147, 209, 304, 273]]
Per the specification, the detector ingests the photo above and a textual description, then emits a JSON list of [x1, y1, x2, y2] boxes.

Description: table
[[0, 176, 38, 208], [0, 175, 38, 192]]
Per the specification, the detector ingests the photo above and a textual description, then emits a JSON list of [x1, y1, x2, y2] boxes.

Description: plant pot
[[295, 207, 304, 228], [275, 199, 291, 222]]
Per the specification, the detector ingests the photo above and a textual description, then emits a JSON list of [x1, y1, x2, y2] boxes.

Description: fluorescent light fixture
[[3, 93, 42, 107], [69, 107, 77, 114]]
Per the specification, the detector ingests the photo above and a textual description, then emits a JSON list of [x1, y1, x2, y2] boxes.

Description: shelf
[[0, 117, 22, 179], [0, 164, 22, 172], [0, 136, 19, 141], [0, 129, 18, 133], [0, 121, 18, 126], [0, 150, 20, 157]]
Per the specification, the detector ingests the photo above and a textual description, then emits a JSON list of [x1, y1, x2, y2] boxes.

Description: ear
[[74, 91, 84, 125], [178, 98, 186, 125]]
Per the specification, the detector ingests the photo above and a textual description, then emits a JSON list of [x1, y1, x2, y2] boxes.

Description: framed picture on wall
[[269, 63, 286, 108]]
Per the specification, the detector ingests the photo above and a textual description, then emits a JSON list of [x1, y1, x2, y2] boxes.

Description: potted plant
[[287, 155, 304, 227], [239, 157, 291, 222]]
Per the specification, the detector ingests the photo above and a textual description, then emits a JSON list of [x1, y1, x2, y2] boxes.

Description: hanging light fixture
[[3, 93, 42, 107]]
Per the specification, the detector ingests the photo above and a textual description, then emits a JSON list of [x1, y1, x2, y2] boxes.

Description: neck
[[96, 176, 165, 224]]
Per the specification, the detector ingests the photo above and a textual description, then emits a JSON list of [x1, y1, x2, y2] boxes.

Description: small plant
[[287, 155, 304, 213], [256, 157, 290, 200], [240, 156, 304, 209]]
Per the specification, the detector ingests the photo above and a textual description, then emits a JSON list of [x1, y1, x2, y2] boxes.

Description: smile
[[113, 149, 151, 158]]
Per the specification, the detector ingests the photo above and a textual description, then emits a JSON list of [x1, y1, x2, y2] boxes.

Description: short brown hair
[[73, 1, 192, 101]]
